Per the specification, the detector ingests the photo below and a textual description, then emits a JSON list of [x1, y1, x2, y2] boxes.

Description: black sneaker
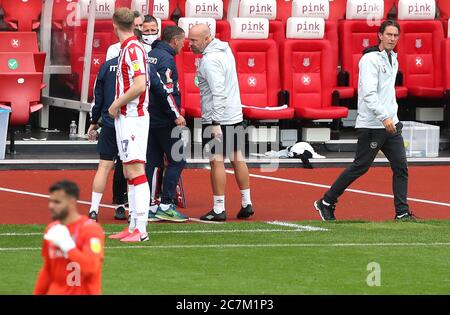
[[237, 205, 254, 219], [114, 206, 127, 220], [88, 211, 98, 222], [200, 209, 227, 222], [313, 199, 336, 221], [395, 211, 417, 222]]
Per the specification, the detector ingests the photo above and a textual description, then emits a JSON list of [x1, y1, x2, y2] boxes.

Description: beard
[[51, 207, 69, 221]]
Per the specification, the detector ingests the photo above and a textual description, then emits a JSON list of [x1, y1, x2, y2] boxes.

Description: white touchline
[[266, 221, 328, 232], [3, 242, 450, 251], [189, 218, 224, 224], [0, 229, 315, 237], [0, 187, 218, 224], [224, 170, 450, 208]]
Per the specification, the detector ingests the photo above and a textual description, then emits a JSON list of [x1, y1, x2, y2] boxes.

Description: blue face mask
[[142, 34, 158, 46]]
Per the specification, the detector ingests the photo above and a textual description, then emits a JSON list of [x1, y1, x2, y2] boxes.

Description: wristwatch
[[212, 120, 221, 126]]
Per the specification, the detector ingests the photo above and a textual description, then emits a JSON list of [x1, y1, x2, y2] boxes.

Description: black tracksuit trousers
[[324, 122, 409, 215]]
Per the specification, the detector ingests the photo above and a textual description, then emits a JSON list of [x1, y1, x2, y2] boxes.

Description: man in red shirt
[[34, 181, 105, 295], [108, 7, 151, 242]]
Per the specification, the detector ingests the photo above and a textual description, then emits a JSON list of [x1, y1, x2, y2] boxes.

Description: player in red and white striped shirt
[[108, 8, 150, 242]]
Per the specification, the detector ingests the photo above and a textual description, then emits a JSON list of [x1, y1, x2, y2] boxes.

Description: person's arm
[[91, 66, 106, 125], [109, 47, 147, 118], [33, 259, 51, 295], [359, 56, 391, 122], [43, 224, 104, 277], [202, 57, 227, 124], [33, 240, 51, 295], [67, 225, 104, 277], [359, 56, 396, 133], [149, 64, 183, 124]]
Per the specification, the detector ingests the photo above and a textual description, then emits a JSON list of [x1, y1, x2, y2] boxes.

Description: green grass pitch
[[1, 220, 450, 294]]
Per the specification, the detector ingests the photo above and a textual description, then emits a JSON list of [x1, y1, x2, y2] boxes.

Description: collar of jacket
[[151, 40, 176, 56]]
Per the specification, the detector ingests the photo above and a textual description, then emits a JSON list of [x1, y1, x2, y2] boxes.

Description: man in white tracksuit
[[314, 20, 414, 221], [188, 24, 254, 222]]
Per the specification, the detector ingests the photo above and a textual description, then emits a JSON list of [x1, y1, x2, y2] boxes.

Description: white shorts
[[114, 114, 149, 164]]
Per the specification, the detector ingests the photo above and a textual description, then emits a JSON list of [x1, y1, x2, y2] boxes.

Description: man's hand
[[44, 224, 76, 257], [383, 118, 397, 134], [165, 68, 173, 84], [174, 115, 186, 127], [108, 101, 120, 119], [87, 124, 99, 141], [211, 125, 223, 140]]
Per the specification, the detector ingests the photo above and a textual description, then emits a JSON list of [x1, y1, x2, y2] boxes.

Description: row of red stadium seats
[[0, 31, 46, 127], [2, 0, 450, 31], [0, 0, 450, 128], [0, 26, 450, 123]]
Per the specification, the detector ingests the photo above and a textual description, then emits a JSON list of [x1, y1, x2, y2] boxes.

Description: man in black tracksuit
[[145, 26, 189, 222], [314, 20, 415, 222]]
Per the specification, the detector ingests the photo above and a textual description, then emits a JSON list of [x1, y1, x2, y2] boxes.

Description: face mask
[[142, 34, 158, 46]]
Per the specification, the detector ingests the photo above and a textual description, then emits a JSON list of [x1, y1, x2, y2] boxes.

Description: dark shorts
[[202, 122, 245, 158], [147, 125, 186, 167], [97, 126, 118, 161]]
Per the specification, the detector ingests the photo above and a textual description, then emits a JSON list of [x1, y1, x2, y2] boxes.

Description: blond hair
[[113, 7, 134, 31]]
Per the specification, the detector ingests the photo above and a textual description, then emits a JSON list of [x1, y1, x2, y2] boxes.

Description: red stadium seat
[[0, 32, 47, 82], [396, 20, 445, 98], [384, 0, 396, 18], [329, 0, 347, 21], [176, 42, 203, 118], [281, 39, 349, 120], [3, 0, 42, 31], [338, 20, 408, 99], [229, 39, 294, 120], [444, 19, 449, 38], [148, 0, 178, 18], [0, 52, 38, 73], [268, 20, 285, 48], [178, 0, 230, 18], [443, 38, 450, 92], [339, 21, 379, 89], [215, 20, 231, 41], [0, 73, 43, 126], [437, 0, 450, 19], [52, 0, 78, 29], [276, 0, 292, 25]]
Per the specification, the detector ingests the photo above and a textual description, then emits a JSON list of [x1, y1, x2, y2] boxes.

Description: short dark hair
[[49, 180, 80, 199], [162, 26, 185, 42], [133, 10, 144, 20], [379, 19, 400, 35], [144, 14, 158, 25]]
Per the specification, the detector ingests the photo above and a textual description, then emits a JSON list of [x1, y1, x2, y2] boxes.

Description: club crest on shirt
[[90, 238, 102, 254], [132, 62, 140, 72], [370, 142, 378, 149]]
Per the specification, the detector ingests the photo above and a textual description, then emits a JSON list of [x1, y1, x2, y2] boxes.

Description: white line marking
[[0, 187, 213, 224], [3, 157, 450, 164], [0, 229, 313, 237], [224, 170, 450, 208], [188, 218, 224, 224], [3, 242, 450, 251], [266, 221, 328, 231]]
